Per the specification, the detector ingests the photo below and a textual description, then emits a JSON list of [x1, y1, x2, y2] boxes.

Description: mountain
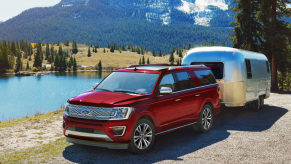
[[62, 0, 235, 27], [0, 0, 233, 53]]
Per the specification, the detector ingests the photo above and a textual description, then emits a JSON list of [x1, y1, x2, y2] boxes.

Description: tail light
[[217, 86, 220, 94]]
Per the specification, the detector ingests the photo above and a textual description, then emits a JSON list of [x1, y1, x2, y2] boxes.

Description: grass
[[23, 44, 186, 71], [0, 137, 71, 164], [0, 108, 64, 129]]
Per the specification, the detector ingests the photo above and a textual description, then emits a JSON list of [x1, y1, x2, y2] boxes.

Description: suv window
[[159, 74, 176, 92], [194, 70, 216, 86], [174, 72, 195, 91]]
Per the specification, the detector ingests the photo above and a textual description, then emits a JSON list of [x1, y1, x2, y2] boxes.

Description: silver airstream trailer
[[182, 47, 271, 110]]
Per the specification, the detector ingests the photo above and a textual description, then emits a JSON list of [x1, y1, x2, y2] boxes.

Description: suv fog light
[[111, 126, 126, 136], [63, 120, 66, 130]]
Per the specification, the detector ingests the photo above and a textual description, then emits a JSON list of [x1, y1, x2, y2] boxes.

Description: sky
[[0, 0, 61, 22]]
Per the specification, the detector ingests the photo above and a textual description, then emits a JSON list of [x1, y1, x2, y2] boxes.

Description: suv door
[[152, 71, 200, 133]]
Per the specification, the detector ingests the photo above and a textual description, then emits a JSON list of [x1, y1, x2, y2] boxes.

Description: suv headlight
[[110, 107, 135, 120], [64, 103, 69, 115]]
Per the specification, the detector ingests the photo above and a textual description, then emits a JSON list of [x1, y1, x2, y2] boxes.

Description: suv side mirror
[[93, 83, 99, 90], [160, 87, 172, 95]]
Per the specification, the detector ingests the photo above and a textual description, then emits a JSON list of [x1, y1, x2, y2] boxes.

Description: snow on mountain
[[62, 0, 231, 26], [177, 0, 229, 26]]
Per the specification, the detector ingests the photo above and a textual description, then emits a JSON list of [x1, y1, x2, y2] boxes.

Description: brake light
[[217, 86, 220, 94]]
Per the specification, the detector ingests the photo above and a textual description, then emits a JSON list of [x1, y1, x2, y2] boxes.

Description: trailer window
[[194, 70, 217, 86], [266, 61, 270, 73], [190, 62, 224, 79], [245, 59, 252, 79]]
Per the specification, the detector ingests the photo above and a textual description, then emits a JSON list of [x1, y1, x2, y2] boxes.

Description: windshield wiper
[[113, 89, 139, 94], [95, 88, 112, 92]]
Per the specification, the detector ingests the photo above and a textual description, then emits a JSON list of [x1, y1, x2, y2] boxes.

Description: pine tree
[[141, 45, 144, 55], [103, 48, 105, 53], [179, 48, 182, 57], [88, 47, 91, 57], [257, 0, 291, 90], [142, 56, 145, 64], [169, 51, 174, 64], [57, 41, 59, 46], [152, 49, 155, 57], [147, 58, 150, 64], [108, 43, 110, 48], [73, 57, 77, 71], [15, 52, 22, 72], [159, 50, 162, 57], [110, 44, 114, 52], [45, 41, 49, 60], [98, 60, 102, 70], [33, 43, 42, 68], [65, 40, 69, 46], [230, 0, 261, 51], [26, 60, 29, 70], [11, 40, 16, 56], [139, 58, 141, 65]]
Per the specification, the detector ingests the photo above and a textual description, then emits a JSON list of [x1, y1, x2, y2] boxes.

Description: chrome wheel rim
[[133, 123, 152, 150], [202, 108, 212, 130]]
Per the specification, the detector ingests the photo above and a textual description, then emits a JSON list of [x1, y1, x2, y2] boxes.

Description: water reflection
[[0, 71, 112, 121]]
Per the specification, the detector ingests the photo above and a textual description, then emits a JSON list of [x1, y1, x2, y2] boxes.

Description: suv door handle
[[175, 99, 181, 101], [195, 94, 200, 97]]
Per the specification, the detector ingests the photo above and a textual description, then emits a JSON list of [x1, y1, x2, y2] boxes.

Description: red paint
[[63, 65, 221, 145]]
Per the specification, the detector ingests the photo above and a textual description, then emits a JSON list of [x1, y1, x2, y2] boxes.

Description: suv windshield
[[96, 72, 159, 94]]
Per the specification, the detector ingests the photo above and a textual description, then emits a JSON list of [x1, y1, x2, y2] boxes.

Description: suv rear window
[[194, 70, 216, 86], [174, 72, 195, 91]]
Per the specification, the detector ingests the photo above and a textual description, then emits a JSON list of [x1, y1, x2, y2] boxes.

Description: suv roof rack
[[168, 65, 206, 70], [128, 64, 169, 68]]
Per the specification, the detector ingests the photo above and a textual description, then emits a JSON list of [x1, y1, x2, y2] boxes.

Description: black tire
[[127, 119, 155, 154], [193, 104, 213, 133], [253, 96, 262, 111], [260, 96, 264, 109]]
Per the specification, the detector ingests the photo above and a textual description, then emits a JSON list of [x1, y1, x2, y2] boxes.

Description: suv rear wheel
[[128, 119, 155, 154], [193, 104, 213, 133]]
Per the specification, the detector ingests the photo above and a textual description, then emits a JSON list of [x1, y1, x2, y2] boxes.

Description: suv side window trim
[[172, 83, 217, 94]]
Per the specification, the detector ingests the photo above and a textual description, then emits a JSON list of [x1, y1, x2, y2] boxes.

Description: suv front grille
[[67, 104, 116, 120]]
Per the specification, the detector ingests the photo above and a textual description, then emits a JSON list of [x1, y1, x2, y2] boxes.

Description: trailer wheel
[[254, 97, 262, 111], [260, 96, 264, 109]]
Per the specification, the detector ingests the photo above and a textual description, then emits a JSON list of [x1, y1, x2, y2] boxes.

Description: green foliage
[[147, 57, 150, 64], [73, 57, 77, 72], [65, 40, 69, 46], [98, 60, 102, 70], [26, 60, 29, 70], [139, 58, 141, 65], [142, 56, 145, 64], [88, 47, 91, 57], [72, 40, 78, 54], [33, 40, 42, 68]]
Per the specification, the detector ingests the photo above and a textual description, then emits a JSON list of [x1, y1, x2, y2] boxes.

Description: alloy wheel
[[202, 108, 212, 130], [133, 123, 153, 150]]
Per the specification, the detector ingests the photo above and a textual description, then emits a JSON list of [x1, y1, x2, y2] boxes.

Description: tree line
[[230, 0, 291, 91], [0, 39, 78, 73]]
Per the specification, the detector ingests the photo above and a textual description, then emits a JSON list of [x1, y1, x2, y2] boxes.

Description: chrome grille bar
[[67, 104, 117, 120]]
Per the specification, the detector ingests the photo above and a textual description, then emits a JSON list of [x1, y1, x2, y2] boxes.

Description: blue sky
[[0, 0, 61, 22]]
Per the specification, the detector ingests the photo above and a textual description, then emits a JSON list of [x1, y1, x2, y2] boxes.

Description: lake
[[0, 71, 112, 121]]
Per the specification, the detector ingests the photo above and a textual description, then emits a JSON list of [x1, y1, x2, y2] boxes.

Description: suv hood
[[68, 90, 149, 107]]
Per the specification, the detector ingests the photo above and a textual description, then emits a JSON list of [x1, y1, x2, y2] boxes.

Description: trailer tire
[[254, 97, 262, 111], [260, 96, 264, 109]]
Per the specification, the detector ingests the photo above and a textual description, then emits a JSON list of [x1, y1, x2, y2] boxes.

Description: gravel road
[[51, 92, 291, 163]]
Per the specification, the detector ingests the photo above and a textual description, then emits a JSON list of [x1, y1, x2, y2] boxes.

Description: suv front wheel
[[128, 119, 155, 154], [193, 104, 213, 133]]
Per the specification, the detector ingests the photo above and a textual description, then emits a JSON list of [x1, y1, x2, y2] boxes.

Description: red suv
[[63, 64, 221, 153]]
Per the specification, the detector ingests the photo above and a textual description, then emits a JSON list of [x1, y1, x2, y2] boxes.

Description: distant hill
[[0, 0, 233, 53]]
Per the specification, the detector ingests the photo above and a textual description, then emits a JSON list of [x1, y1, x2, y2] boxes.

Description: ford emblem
[[81, 110, 91, 115]]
